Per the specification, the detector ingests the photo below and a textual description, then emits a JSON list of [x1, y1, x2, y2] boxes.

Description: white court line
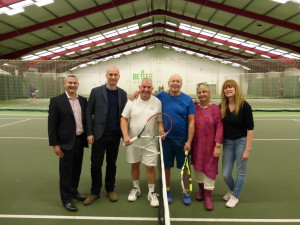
[[0, 215, 300, 223], [255, 119, 296, 120], [0, 118, 46, 119], [0, 137, 47, 139], [254, 115, 300, 117], [0, 137, 299, 141], [253, 98, 300, 107], [0, 215, 155, 221], [172, 218, 300, 223], [1, 104, 29, 108], [0, 114, 47, 117], [0, 119, 31, 128], [292, 119, 300, 123], [253, 139, 300, 141]]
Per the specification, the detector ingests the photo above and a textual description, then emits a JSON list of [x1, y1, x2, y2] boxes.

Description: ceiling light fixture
[[141, 22, 152, 27], [35, 0, 54, 7], [6, 7, 25, 15], [166, 21, 177, 26]]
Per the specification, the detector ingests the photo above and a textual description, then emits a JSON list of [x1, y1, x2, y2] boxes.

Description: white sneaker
[[226, 195, 239, 208], [223, 191, 233, 201], [128, 188, 141, 201], [148, 192, 159, 207]]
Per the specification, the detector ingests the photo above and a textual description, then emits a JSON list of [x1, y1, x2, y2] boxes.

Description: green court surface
[[0, 111, 300, 225]]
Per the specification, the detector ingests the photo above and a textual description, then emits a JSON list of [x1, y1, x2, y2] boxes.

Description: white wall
[[71, 47, 245, 96]]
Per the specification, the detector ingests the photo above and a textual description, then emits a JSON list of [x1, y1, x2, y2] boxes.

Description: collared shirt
[[66, 91, 83, 136]]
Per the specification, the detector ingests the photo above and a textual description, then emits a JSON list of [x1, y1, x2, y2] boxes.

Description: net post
[[158, 137, 171, 225]]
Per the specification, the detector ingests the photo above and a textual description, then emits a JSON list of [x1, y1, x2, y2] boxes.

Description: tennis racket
[[124, 112, 173, 145], [181, 150, 192, 195]]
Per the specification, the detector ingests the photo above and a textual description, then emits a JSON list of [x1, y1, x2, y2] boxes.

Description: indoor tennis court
[[1, 0, 300, 224], [0, 109, 300, 225]]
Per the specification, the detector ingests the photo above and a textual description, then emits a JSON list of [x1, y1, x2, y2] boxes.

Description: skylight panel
[[182, 33, 191, 37], [143, 29, 153, 33], [35, 0, 54, 7], [165, 29, 175, 33], [127, 34, 137, 37], [103, 31, 118, 38], [189, 27, 202, 33], [198, 37, 207, 41], [229, 46, 240, 50], [166, 22, 177, 26], [179, 23, 191, 31], [141, 22, 152, 27], [117, 28, 129, 34], [200, 31, 215, 37], [38, 52, 52, 57], [11, 0, 33, 8], [214, 34, 231, 40], [112, 38, 121, 42], [214, 42, 223, 45], [128, 24, 139, 31], [6, 7, 24, 15], [81, 47, 90, 51]]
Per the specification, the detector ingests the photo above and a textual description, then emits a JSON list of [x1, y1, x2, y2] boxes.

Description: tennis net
[[157, 137, 171, 225]]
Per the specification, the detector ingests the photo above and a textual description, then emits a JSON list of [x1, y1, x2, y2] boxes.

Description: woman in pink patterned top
[[191, 83, 223, 211]]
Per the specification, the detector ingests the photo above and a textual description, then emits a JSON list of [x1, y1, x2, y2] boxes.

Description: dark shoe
[[83, 194, 100, 206], [63, 202, 77, 212], [107, 192, 118, 202], [73, 193, 86, 201]]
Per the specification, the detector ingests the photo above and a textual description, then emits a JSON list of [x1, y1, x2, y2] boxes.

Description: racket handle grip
[[130, 136, 138, 143], [122, 136, 138, 146]]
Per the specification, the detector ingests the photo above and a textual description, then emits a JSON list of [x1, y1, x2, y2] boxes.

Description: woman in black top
[[220, 79, 254, 208]]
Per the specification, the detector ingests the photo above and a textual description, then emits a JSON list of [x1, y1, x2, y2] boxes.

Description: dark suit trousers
[[90, 133, 120, 195], [59, 136, 84, 204]]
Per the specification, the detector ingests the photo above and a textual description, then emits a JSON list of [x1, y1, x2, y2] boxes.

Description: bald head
[[168, 74, 183, 96], [106, 66, 120, 75], [106, 66, 120, 89], [168, 74, 182, 83]]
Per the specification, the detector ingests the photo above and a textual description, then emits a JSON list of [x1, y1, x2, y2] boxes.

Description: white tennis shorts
[[126, 139, 158, 166]]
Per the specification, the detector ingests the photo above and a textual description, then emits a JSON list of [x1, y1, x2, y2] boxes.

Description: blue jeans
[[222, 137, 249, 198]]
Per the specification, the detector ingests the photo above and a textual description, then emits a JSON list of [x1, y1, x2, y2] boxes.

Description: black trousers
[[59, 136, 84, 204], [90, 133, 121, 195]]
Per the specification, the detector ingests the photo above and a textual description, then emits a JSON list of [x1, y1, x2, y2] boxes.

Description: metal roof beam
[[1, 9, 299, 60], [0, 0, 137, 41], [0, 0, 22, 7], [186, 0, 300, 32]]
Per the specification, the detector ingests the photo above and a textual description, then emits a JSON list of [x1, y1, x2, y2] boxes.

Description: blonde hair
[[197, 83, 211, 101], [221, 79, 245, 118], [197, 83, 210, 92]]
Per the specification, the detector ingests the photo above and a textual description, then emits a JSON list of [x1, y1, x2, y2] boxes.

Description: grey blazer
[[86, 84, 127, 140]]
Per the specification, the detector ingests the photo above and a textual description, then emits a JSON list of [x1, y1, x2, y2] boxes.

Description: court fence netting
[[0, 59, 299, 112]]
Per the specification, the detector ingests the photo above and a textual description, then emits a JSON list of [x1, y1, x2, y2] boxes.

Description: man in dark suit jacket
[[84, 66, 127, 205], [48, 75, 88, 212]]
